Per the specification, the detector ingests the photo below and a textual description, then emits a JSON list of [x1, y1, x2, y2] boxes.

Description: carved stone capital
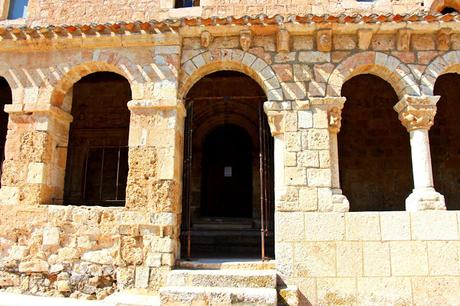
[[309, 97, 346, 133], [263, 101, 291, 136], [393, 95, 440, 132]]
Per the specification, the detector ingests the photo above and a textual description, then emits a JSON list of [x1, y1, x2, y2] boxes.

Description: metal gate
[[181, 99, 274, 260]]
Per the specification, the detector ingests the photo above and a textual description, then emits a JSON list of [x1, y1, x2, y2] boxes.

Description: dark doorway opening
[[201, 124, 253, 218], [63, 72, 131, 206], [181, 71, 274, 259]]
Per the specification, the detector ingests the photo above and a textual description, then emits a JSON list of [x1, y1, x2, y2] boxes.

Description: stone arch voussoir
[[49, 60, 137, 111], [326, 51, 420, 99], [179, 49, 283, 101], [421, 51, 460, 95]]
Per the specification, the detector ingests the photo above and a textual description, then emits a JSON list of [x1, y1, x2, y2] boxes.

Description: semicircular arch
[[326, 52, 420, 99], [49, 61, 134, 111], [421, 51, 460, 95], [179, 50, 282, 101]]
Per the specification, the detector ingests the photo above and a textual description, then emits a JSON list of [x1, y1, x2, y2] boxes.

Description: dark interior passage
[[339, 74, 412, 211], [201, 124, 253, 218], [63, 72, 131, 206], [182, 71, 274, 259], [0, 78, 11, 186], [431, 73, 460, 210]]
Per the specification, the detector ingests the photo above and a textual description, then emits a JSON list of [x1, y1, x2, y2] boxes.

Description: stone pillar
[[0, 104, 73, 205], [126, 99, 185, 287], [310, 97, 349, 212], [394, 95, 446, 211]]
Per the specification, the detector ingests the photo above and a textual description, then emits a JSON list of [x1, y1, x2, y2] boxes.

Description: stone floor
[[0, 292, 160, 306]]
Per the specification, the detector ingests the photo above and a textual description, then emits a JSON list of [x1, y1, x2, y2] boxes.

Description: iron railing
[[60, 145, 128, 206]]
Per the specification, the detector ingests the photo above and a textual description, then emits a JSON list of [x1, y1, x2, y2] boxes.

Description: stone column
[[0, 104, 73, 205], [310, 97, 349, 212], [125, 99, 185, 287], [394, 95, 446, 211]]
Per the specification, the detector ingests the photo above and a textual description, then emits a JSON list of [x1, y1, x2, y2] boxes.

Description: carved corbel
[[393, 95, 440, 131], [437, 28, 452, 51], [316, 29, 332, 52], [200, 31, 213, 48], [277, 28, 290, 52], [240, 29, 252, 52], [397, 29, 411, 51], [358, 29, 373, 50]]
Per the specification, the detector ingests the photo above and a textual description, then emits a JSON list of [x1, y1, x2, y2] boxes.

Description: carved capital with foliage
[[393, 95, 440, 132]]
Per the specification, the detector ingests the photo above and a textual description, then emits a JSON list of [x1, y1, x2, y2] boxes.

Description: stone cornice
[[394, 95, 440, 131], [127, 99, 186, 117], [4, 103, 73, 123]]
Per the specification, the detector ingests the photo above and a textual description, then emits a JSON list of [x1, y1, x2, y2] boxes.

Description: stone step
[[166, 269, 277, 288], [159, 286, 277, 306], [176, 259, 276, 270]]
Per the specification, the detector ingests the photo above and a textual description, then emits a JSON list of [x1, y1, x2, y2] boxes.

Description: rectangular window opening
[[7, 0, 29, 19], [175, 0, 200, 8]]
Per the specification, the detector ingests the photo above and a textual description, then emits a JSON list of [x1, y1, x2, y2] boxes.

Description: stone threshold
[[175, 258, 276, 270]]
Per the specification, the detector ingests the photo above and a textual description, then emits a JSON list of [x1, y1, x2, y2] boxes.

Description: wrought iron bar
[[99, 147, 105, 201], [258, 102, 266, 260], [115, 146, 121, 201]]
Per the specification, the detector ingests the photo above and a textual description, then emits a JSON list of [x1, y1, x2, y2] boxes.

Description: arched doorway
[[0, 78, 11, 186], [181, 71, 274, 259], [63, 72, 131, 206], [430, 73, 460, 210], [339, 74, 412, 211]]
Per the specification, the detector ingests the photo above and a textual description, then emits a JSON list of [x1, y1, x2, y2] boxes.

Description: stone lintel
[[4, 103, 73, 123], [394, 95, 440, 132]]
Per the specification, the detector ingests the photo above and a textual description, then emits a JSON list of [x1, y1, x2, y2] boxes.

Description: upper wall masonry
[[0, 0, 455, 27]]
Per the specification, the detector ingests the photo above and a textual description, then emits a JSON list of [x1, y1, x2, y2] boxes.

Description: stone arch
[[327, 52, 420, 99], [421, 51, 460, 95], [430, 0, 460, 13], [178, 49, 283, 101], [49, 61, 136, 112]]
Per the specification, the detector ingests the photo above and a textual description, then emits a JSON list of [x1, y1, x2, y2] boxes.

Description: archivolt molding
[[326, 51, 420, 99], [421, 51, 460, 95], [178, 49, 283, 102]]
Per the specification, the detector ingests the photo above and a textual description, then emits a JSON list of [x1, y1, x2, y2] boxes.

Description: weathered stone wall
[[0, 0, 450, 27], [0, 21, 460, 303], [0, 204, 175, 298]]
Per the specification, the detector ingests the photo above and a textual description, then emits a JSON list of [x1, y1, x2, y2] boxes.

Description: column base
[[405, 188, 446, 212], [332, 189, 349, 212]]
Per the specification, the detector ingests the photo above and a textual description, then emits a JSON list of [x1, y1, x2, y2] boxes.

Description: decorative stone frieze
[[437, 28, 452, 51], [394, 95, 446, 211], [239, 29, 253, 52], [200, 31, 213, 48], [316, 29, 332, 52], [357, 29, 373, 50], [277, 28, 290, 53], [397, 29, 411, 51]]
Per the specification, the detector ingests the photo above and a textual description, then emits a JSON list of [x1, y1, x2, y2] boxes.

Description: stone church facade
[[0, 0, 460, 304]]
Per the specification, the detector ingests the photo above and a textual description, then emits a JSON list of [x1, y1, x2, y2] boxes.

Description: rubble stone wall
[[5, 0, 446, 27]]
